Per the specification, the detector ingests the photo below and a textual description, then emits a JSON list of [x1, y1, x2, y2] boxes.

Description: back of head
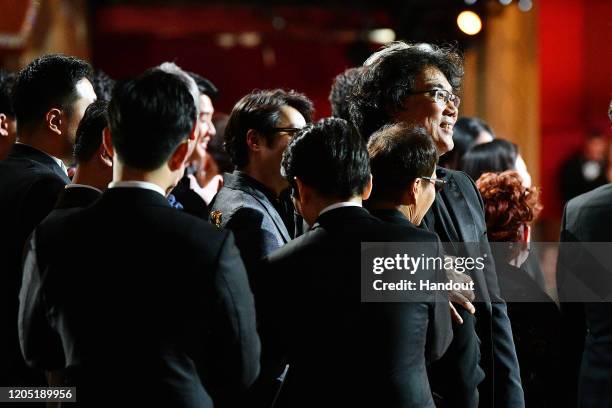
[[107, 70, 196, 171], [349, 41, 463, 140], [156, 62, 200, 116], [92, 70, 116, 102], [224, 89, 314, 168], [460, 139, 517, 182], [476, 170, 541, 243], [439, 116, 494, 169], [281, 117, 370, 200], [0, 70, 16, 117], [12, 54, 92, 133], [74, 100, 109, 164], [367, 124, 438, 203], [187, 71, 219, 99], [329, 67, 363, 121]]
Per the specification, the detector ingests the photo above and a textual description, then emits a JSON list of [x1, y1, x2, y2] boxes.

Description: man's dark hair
[[439, 116, 495, 169], [73, 100, 109, 164], [225, 89, 314, 168], [12, 54, 92, 131], [0, 70, 16, 116], [282, 117, 370, 200], [329, 67, 363, 121], [108, 70, 196, 171], [367, 124, 438, 203], [349, 42, 464, 141], [188, 71, 219, 99], [208, 113, 233, 173], [92, 69, 116, 101], [460, 139, 518, 182]]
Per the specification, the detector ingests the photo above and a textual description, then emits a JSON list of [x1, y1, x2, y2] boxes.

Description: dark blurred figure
[[91, 69, 115, 101], [47, 100, 112, 221], [329, 66, 363, 121], [0, 55, 95, 387], [171, 72, 220, 218], [478, 171, 561, 408], [560, 131, 609, 203], [461, 139, 532, 187], [350, 41, 524, 408], [556, 98, 612, 408], [0, 70, 17, 160], [439, 116, 494, 169], [19, 69, 259, 408], [259, 118, 449, 408]]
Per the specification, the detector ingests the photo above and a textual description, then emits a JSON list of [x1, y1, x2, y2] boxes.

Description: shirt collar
[[318, 201, 362, 217], [107, 180, 166, 197], [66, 184, 102, 194], [15, 142, 68, 176]]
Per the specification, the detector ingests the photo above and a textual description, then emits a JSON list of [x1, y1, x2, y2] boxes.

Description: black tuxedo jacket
[[557, 183, 612, 408], [258, 206, 452, 408], [171, 175, 209, 219], [46, 185, 102, 221], [0, 143, 69, 386], [422, 167, 524, 408], [18, 187, 260, 407]]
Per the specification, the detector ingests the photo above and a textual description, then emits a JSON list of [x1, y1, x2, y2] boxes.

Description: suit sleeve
[[426, 238, 453, 362], [18, 230, 64, 370], [211, 230, 261, 392], [466, 173, 525, 407]]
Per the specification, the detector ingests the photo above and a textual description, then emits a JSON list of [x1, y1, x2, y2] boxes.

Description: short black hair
[[367, 124, 438, 203], [92, 69, 116, 101], [188, 72, 219, 99], [349, 42, 463, 140], [208, 113, 233, 173], [460, 139, 518, 182], [225, 89, 314, 168], [73, 100, 109, 164], [439, 116, 495, 169], [329, 67, 363, 121], [12, 54, 92, 131], [108, 69, 197, 171], [0, 70, 15, 116], [282, 117, 370, 200]]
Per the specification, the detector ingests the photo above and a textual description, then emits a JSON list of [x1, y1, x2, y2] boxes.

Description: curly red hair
[[476, 170, 542, 242]]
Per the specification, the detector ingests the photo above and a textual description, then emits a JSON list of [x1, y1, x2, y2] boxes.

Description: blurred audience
[[329, 66, 363, 121], [91, 69, 115, 101], [0, 70, 17, 160], [0, 55, 95, 387], [478, 170, 560, 408], [461, 139, 532, 187], [439, 116, 494, 170], [560, 131, 609, 203]]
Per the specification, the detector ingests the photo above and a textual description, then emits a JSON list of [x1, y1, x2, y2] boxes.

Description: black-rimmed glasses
[[409, 89, 461, 108], [421, 176, 447, 192]]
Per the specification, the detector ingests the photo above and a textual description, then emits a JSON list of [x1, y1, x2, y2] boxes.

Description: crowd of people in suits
[[0, 41, 611, 408]]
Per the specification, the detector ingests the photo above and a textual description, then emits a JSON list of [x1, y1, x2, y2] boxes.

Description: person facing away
[[18, 68, 260, 407], [0, 54, 95, 387], [0, 69, 17, 160], [257, 117, 452, 408], [349, 41, 524, 408]]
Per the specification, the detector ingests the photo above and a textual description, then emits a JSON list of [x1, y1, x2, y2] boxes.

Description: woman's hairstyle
[[476, 170, 542, 243], [460, 139, 518, 182], [439, 116, 494, 169]]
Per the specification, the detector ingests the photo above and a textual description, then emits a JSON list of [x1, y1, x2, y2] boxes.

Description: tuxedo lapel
[[437, 167, 478, 243]]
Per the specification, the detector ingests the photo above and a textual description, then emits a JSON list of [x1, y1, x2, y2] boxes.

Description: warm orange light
[[457, 11, 482, 35]]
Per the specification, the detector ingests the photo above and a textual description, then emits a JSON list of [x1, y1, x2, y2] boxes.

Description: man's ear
[[295, 177, 308, 203], [46, 108, 63, 135], [362, 173, 373, 200], [98, 134, 113, 167], [102, 127, 114, 159], [169, 141, 190, 171], [410, 178, 421, 203], [0, 113, 9, 137], [246, 129, 263, 152]]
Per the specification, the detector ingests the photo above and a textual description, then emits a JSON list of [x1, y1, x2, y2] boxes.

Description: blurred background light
[[457, 10, 482, 36]]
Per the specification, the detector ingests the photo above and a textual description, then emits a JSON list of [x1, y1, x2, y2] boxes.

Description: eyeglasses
[[421, 176, 447, 192], [409, 89, 461, 108], [268, 127, 302, 134]]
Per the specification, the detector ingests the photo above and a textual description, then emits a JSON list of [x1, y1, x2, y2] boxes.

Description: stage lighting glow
[[518, 0, 533, 11], [368, 28, 396, 44], [465, 0, 477, 4], [239, 32, 261, 47], [457, 11, 482, 36], [499, 0, 512, 5]]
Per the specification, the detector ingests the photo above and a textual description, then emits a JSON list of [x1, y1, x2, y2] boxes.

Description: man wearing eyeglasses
[[350, 42, 524, 408], [208, 89, 313, 407]]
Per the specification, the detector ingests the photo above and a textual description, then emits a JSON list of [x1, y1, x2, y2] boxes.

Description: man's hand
[[445, 256, 476, 324]]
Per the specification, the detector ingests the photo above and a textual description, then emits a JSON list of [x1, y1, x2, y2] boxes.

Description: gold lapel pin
[[210, 210, 223, 228]]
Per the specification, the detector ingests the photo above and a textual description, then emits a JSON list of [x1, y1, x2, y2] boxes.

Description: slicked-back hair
[[225, 89, 314, 168], [188, 72, 219, 99], [367, 124, 439, 203], [73, 100, 109, 164], [12, 54, 92, 131], [107, 70, 197, 171], [282, 117, 370, 200], [329, 67, 363, 121], [0, 70, 15, 116], [349, 42, 464, 141]]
